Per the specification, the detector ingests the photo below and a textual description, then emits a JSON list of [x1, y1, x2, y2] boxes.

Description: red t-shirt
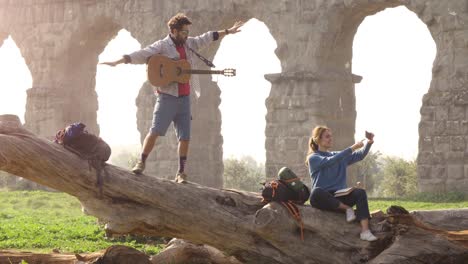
[[176, 45, 190, 96]]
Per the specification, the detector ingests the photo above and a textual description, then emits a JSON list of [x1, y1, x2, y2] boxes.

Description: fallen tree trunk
[[0, 246, 149, 264], [0, 115, 467, 264], [0, 251, 79, 264], [0, 249, 103, 264], [149, 239, 242, 264]]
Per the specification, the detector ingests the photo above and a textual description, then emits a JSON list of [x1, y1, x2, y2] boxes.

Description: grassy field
[[369, 198, 468, 212], [0, 190, 466, 255], [0, 191, 163, 255], [369, 191, 468, 211]]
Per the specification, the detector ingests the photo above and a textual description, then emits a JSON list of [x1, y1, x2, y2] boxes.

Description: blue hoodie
[[308, 143, 372, 191]]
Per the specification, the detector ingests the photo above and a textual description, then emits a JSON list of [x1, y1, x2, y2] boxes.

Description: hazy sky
[[353, 7, 436, 160], [0, 6, 435, 162]]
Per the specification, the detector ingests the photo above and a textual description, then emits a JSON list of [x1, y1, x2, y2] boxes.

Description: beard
[[174, 36, 187, 45]]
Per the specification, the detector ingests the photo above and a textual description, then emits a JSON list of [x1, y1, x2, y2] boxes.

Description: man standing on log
[[101, 13, 243, 182]]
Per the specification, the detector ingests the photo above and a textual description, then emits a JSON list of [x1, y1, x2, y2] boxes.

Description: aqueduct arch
[[1, 0, 467, 192], [0, 35, 32, 123]]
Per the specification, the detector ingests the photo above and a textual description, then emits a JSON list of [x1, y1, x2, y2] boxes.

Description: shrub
[[375, 156, 417, 198], [404, 191, 467, 203], [354, 150, 382, 195], [223, 156, 265, 192]]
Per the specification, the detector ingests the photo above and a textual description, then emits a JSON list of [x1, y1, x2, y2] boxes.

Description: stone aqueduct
[[1, 0, 468, 193]]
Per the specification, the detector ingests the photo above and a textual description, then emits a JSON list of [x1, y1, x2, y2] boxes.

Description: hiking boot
[[360, 230, 378, 241], [346, 208, 356, 222], [132, 161, 145, 174], [174, 172, 187, 183]]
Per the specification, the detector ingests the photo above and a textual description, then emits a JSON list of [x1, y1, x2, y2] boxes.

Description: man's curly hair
[[167, 13, 192, 31]]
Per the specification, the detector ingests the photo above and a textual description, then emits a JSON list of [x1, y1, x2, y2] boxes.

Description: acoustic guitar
[[147, 55, 236, 87]]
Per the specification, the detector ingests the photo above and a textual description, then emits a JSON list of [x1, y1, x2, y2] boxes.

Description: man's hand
[[99, 58, 125, 67], [365, 131, 374, 144], [99, 61, 119, 67], [227, 21, 245, 34]]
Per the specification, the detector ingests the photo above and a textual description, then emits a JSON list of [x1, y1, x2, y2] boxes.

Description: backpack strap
[[270, 181, 278, 198], [92, 159, 107, 198], [63, 144, 106, 198], [54, 129, 66, 144], [281, 201, 304, 241], [271, 180, 288, 199], [281, 177, 299, 183], [261, 180, 285, 203]]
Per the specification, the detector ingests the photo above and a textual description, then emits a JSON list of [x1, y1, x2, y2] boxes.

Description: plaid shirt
[[127, 31, 216, 97]]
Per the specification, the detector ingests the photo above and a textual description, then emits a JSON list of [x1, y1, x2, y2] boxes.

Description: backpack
[[55, 123, 111, 160], [261, 166, 310, 205], [260, 167, 311, 240], [278, 167, 305, 192], [261, 180, 310, 205], [261, 180, 296, 203], [54, 122, 111, 195]]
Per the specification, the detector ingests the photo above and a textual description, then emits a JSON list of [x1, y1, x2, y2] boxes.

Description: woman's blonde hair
[[305, 126, 330, 166]]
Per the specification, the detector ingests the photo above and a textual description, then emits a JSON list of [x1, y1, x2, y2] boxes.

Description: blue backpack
[[63, 122, 86, 145], [55, 123, 110, 161], [54, 122, 111, 195], [54, 122, 86, 145]]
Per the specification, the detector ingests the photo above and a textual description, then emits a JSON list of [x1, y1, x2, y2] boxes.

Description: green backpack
[[278, 167, 305, 192]]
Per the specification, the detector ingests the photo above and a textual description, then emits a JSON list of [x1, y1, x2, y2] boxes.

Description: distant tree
[[0, 170, 52, 191], [0, 171, 14, 188], [376, 156, 417, 197], [355, 150, 382, 195], [223, 156, 265, 192], [110, 149, 139, 169]]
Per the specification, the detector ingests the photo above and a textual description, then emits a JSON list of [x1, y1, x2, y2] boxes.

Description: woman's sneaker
[[360, 230, 378, 241], [132, 161, 145, 174], [346, 208, 356, 222]]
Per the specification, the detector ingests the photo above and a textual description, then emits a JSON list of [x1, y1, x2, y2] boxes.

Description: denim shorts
[[150, 93, 191, 140]]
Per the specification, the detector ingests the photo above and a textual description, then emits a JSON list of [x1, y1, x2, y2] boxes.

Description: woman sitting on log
[[305, 125, 378, 241]]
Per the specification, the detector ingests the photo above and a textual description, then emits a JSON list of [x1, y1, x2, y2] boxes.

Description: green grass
[[1, 191, 467, 255], [0, 191, 163, 255], [368, 192, 468, 212]]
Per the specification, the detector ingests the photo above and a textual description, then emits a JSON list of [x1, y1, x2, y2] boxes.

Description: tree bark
[[149, 239, 242, 264], [0, 251, 78, 264], [0, 115, 467, 264]]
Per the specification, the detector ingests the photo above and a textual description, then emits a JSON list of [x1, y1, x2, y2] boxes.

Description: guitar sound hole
[[176, 67, 182, 76]]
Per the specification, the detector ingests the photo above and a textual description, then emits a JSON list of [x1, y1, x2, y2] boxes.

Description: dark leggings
[[309, 187, 371, 221]]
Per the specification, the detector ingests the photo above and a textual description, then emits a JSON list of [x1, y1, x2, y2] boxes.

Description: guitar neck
[[183, 69, 224, 75]]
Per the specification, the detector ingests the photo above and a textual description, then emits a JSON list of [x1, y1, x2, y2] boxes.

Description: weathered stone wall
[[1, 0, 468, 192], [0, 0, 252, 187], [414, 0, 468, 192], [261, 0, 468, 193]]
